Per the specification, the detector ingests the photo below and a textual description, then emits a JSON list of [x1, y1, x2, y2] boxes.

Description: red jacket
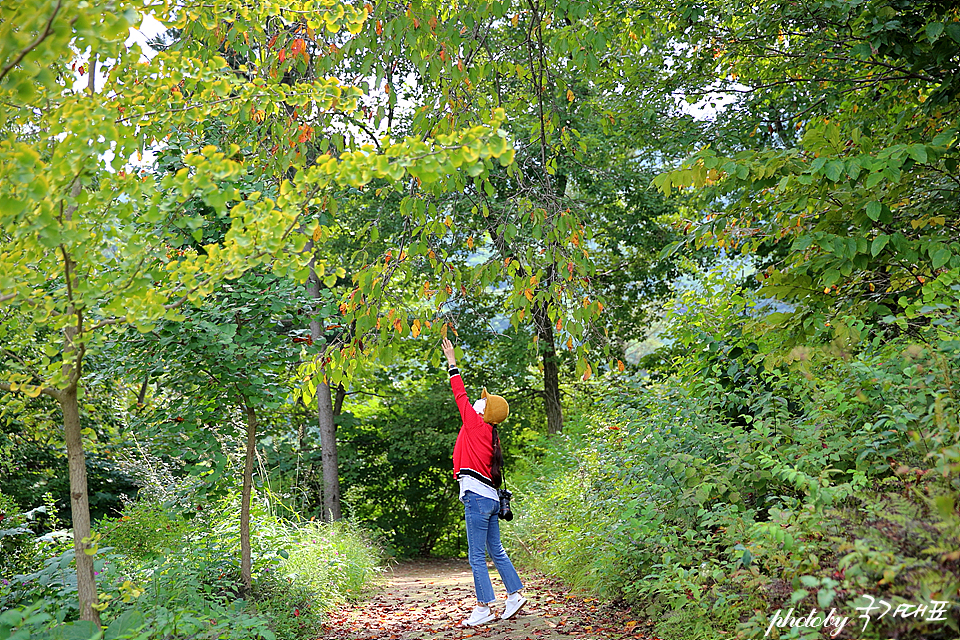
[[450, 369, 495, 487]]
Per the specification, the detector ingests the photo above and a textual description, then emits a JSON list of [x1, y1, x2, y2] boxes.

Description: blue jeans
[[461, 490, 523, 604]]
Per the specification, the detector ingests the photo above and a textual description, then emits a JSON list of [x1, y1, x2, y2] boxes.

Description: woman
[[442, 338, 526, 627]]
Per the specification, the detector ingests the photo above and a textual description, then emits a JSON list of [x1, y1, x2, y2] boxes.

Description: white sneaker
[[501, 593, 526, 620], [462, 605, 496, 627]]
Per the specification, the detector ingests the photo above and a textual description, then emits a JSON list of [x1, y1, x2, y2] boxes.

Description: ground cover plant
[[0, 486, 382, 640]]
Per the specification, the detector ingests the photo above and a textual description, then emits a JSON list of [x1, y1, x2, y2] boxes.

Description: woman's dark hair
[[491, 427, 504, 488]]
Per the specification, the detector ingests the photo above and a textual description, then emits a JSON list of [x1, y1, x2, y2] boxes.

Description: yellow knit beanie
[[481, 387, 509, 424]]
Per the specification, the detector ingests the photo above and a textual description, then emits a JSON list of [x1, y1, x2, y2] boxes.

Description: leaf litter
[[320, 557, 661, 640]]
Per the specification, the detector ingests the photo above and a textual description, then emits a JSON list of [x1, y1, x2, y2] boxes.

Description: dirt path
[[320, 558, 658, 640]]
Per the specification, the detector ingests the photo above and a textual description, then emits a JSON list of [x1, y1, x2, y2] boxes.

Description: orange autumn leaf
[[618, 360, 625, 372]]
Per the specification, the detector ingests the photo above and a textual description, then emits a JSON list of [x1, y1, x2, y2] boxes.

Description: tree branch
[[0, 0, 64, 85]]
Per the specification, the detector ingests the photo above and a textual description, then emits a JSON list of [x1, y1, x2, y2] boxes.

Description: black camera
[[498, 488, 513, 521]]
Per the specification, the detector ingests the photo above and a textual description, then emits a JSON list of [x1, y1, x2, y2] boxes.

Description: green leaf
[[799, 575, 819, 588], [0, 197, 27, 217], [926, 22, 944, 42], [865, 201, 882, 221], [871, 235, 889, 257], [817, 586, 836, 608], [932, 247, 951, 269], [824, 160, 843, 182], [105, 610, 146, 640], [946, 22, 960, 44], [57, 620, 101, 640], [934, 494, 956, 519], [907, 145, 928, 163], [865, 172, 884, 189]]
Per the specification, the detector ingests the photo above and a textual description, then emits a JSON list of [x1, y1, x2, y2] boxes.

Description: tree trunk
[[317, 379, 341, 521], [240, 398, 258, 593], [534, 303, 563, 434], [333, 383, 346, 417], [306, 254, 341, 521], [62, 325, 100, 625], [64, 61, 101, 624]]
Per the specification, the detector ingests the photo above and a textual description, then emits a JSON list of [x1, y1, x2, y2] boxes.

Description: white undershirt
[[459, 475, 500, 502]]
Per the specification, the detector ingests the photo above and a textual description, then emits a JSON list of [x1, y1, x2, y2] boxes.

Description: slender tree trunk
[[240, 398, 258, 593], [534, 303, 563, 434], [63, 384, 100, 624], [484, 215, 565, 435], [306, 253, 341, 521], [61, 323, 100, 625], [63, 60, 100, 625], [317, 379, 341, 521]]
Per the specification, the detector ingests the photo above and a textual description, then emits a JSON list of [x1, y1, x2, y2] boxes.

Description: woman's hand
[[441, 338, 457, 367]]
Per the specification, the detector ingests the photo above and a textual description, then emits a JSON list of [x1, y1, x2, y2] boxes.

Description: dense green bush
[[338, 382, 462, 557], [512, 290, 960, 639]]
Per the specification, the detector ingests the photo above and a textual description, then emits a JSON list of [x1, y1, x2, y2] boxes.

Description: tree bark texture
[[62, 324, 101, 625], [333, 383, 346, 417], [240, 398, 258, 593], [307, 255, 341, 521], [534, 302, 563, 434], [317, 379, 341, 521]]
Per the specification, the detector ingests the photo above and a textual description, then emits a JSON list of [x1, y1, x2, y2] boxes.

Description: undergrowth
[[512, 296, 960, 639], [0, 489, 383, 640]]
